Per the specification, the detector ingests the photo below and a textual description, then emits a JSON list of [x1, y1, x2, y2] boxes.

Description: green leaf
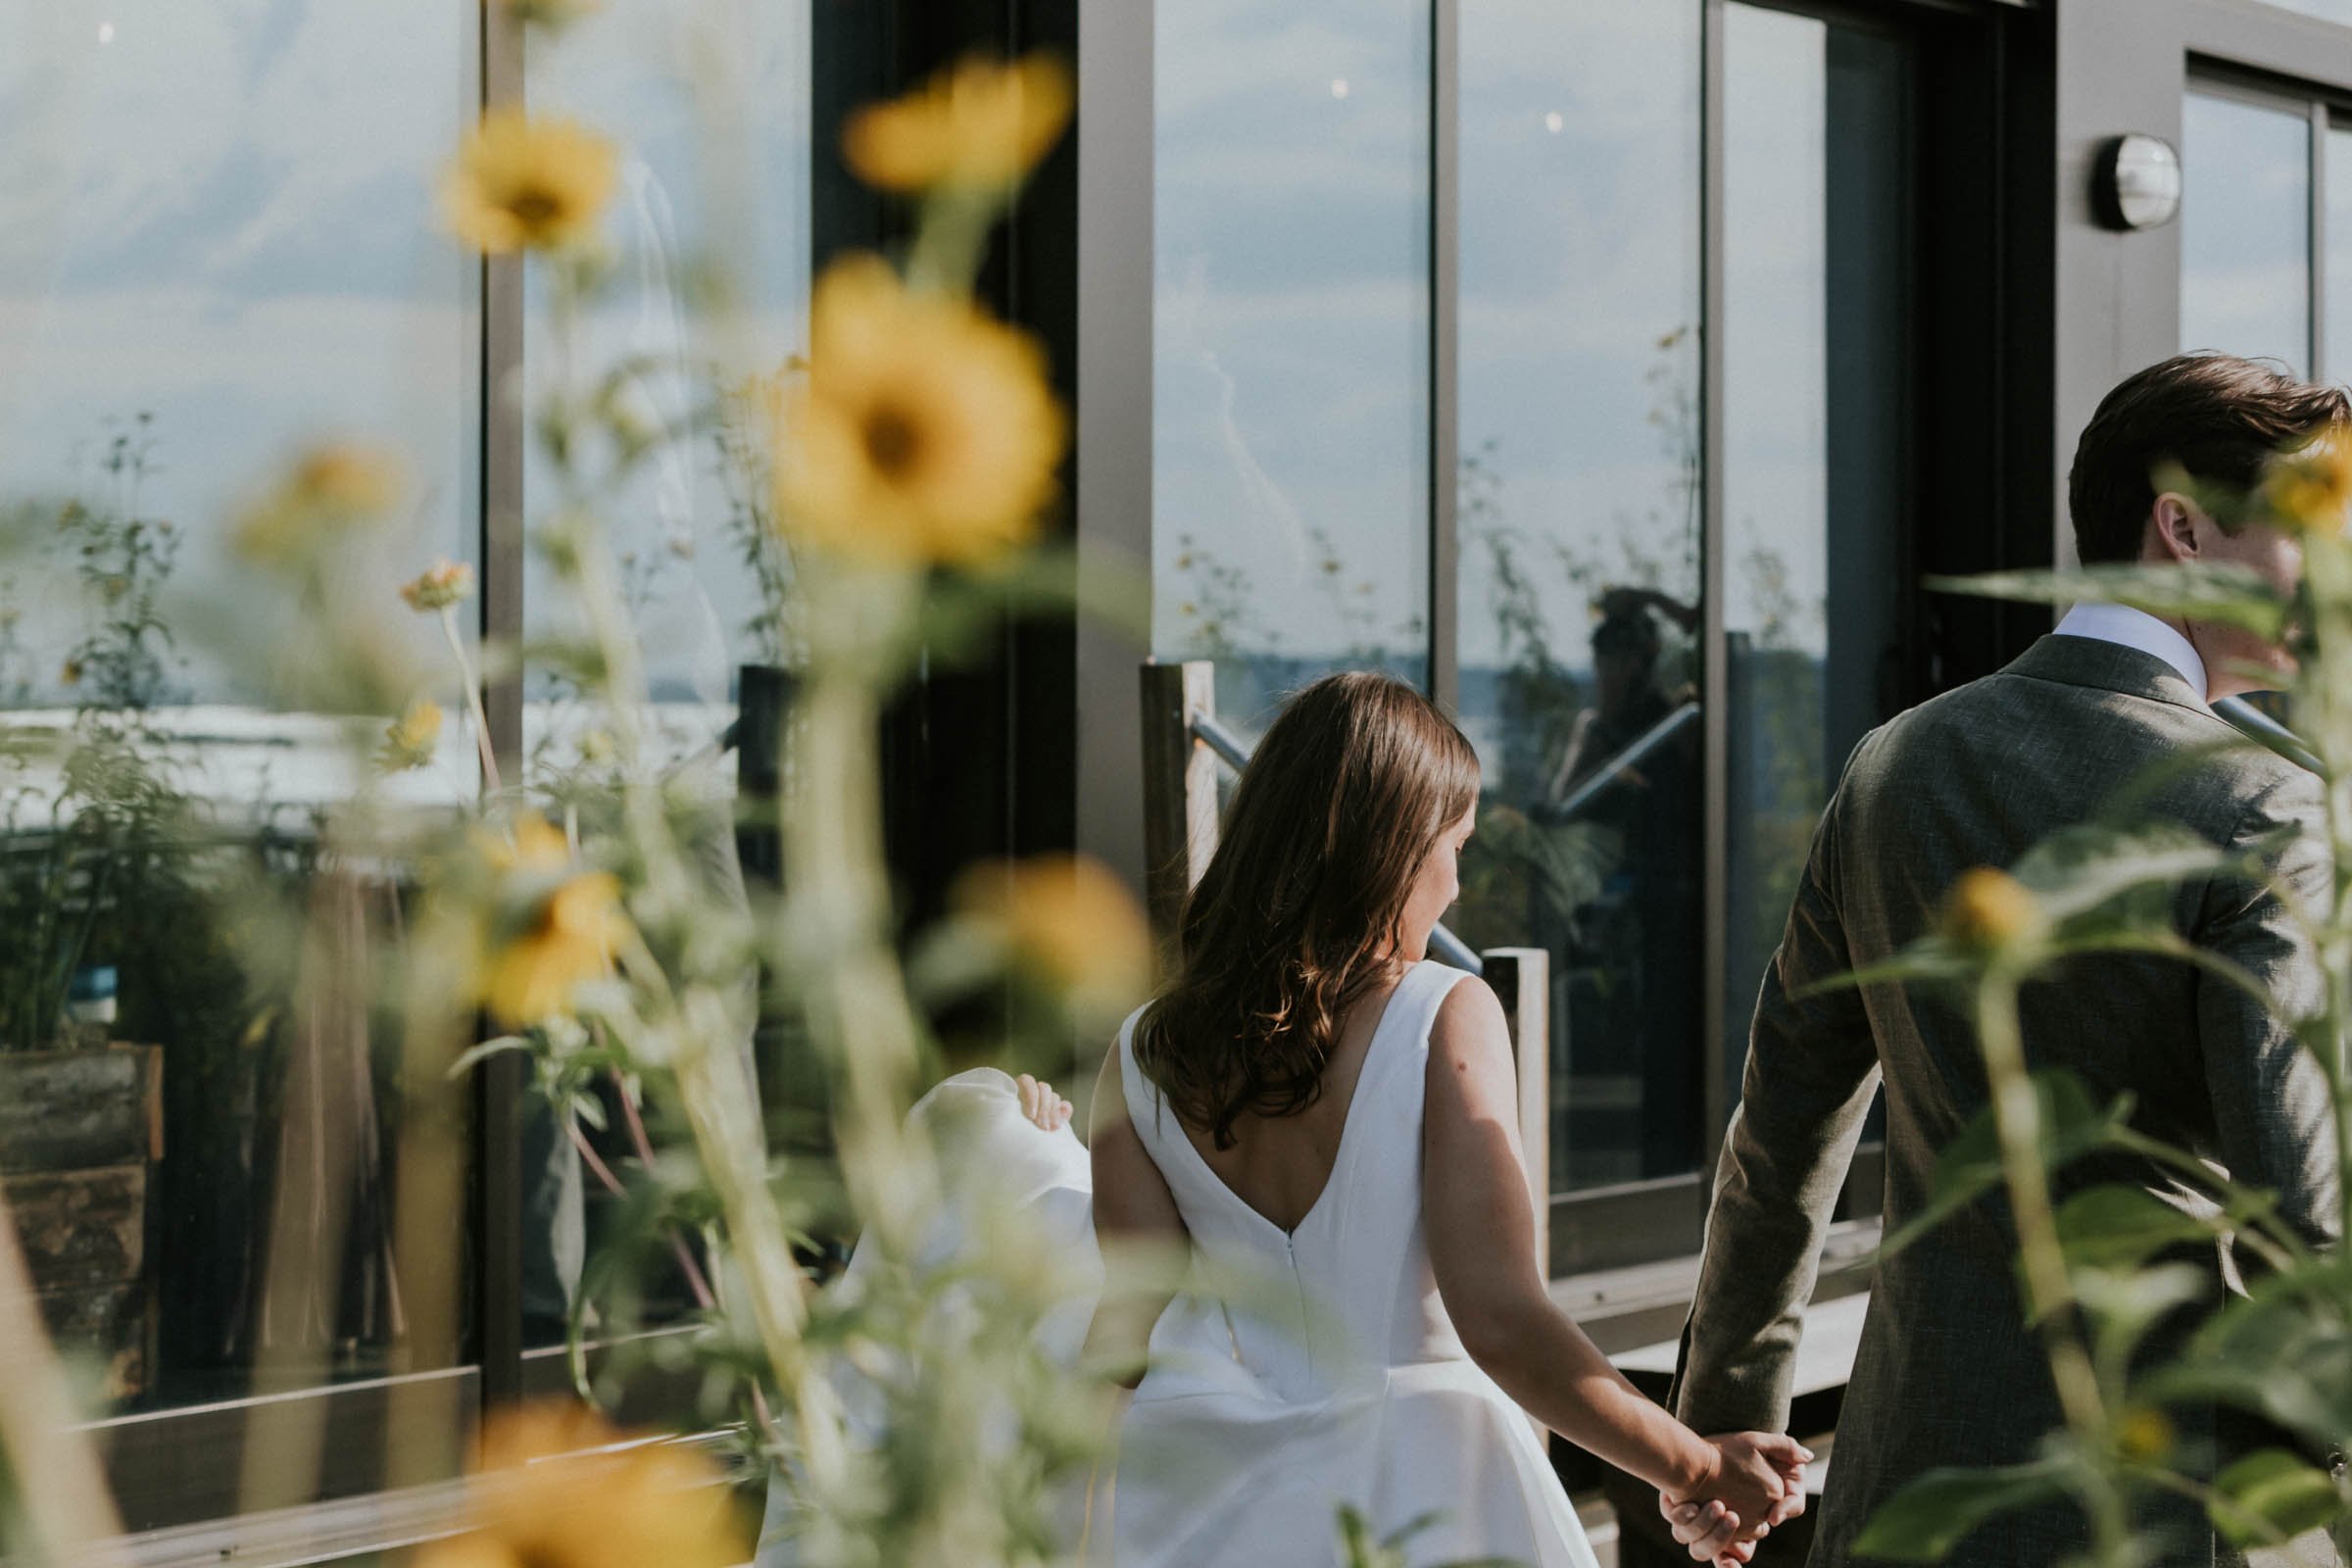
[[1876, 1072, 2130, 1265], [2050, 1186, 2226, 1272], [2211, 1449, 2343, 1545], [2008, 823, 2246, 927], [1851, 1458, 2076, 1561], [1927, 564, 2289, 639]]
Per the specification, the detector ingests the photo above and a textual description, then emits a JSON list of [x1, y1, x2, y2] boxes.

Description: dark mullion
[[2313, 97, 2329, 383], [473, 0, 526, 1413], [1428, 0, 1459, 710], [1699, 0, 1734, 1170]]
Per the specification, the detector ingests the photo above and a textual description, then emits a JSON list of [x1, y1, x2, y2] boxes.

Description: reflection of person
[[1086, 672, 1805, 1566], [1669, 355, 2344, 1566], [1544, 586, 1705, 1179]]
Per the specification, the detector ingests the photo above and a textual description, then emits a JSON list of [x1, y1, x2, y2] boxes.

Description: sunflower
[[775, 256, 1063, 567], [843, 54, 1071, 194], [234, 443, 403, 563], [441, 110, 618, 255], [475, 816, 634, 1028], [2262, 432, 2352, 538], [412, 1402, 744, 1568], [953, 854, 1152, 1013], [382, 699, 444, 770]]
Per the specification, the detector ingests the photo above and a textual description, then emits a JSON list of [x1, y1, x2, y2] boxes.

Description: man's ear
[[2147, 492, 2203, 564]]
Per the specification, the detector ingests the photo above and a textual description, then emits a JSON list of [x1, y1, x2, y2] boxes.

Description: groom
[[1666, 353, 2344, 1566]]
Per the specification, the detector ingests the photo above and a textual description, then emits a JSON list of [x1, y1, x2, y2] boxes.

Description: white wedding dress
[[1105, 958, 1599, 1568], [760, 960, 1598, 1568]]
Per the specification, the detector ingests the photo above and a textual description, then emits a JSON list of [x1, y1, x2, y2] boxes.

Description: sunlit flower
[[1939, 867, 2047, 955], [401, 559, 477, 612], [235, 443, 404, 563], [410, 1401, 744, 1568], [2262, 431, 2352, 538], [843, 54, 1071, 194], [60, 659, 81, 687], [441, 110, 617, 255], [775, 256, 1064, 568], [953, 854, 1152, 1012], [476, 817, 633, 1029], [383, 699, 445, 770]]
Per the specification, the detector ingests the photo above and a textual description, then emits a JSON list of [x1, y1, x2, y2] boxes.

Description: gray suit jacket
[[1672, 634, 2338, 1566]]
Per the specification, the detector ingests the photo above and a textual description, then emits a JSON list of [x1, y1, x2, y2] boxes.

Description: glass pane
[[0, 0, 478, 1451], [2327, 122, 2352, 382], [2181, 90, 2313, 375], [1721, 11, 1908, 1123], [1450, 1, 1703, 1195], [2252, 0, 2352, 24], [1152, 0, 1432, 730], [520, 8, 811, 1348]]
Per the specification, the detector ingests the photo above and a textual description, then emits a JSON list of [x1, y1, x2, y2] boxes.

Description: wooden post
[[1140, 662, 1220, 950], [1480, 947, 1551, 1274]]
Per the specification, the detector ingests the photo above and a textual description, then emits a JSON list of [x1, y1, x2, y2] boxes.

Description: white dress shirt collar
[[2051, 602, 2209, 702]]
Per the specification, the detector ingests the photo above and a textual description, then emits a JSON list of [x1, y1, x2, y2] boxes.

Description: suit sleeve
[[2199, 769, 2339, 1254], [1671, 786, 1883, 1436]]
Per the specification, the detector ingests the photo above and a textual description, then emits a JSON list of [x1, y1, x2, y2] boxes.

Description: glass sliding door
[[1720, 6, 1911, 1133], [1151, 0, 1432, 731], [1452, 0, 1704, 1197]]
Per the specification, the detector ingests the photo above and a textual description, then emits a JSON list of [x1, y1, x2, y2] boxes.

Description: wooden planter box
[[0, 1046, 162, 1398]]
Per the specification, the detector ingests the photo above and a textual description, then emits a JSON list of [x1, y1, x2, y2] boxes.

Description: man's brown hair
[[2068, 352, 2351, 564]]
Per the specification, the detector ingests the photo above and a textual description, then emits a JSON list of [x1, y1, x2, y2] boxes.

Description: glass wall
[[0, 0, 478, 1438], [1152, 0, 1432, 731], [2181, 88, 2313, 374], [1452, 0, 1704, 1193], [518, 6, 812, 1349], [1720, 7, 1908, 1138]]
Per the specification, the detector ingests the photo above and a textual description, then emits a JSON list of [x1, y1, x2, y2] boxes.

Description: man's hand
[[1659, 1433, 1812, 1564]]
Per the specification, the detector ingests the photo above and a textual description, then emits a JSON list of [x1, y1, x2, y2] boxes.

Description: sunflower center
[[861, 402, 925, 479], [507, 184, 564, 227]]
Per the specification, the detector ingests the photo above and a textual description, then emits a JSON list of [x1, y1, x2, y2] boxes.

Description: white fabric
[[2052, 602, 2209, 701], [1108, 960, 1599, 1568]]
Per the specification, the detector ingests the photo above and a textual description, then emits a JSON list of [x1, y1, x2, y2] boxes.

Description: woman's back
[[1116, 959, 1474, 1397]]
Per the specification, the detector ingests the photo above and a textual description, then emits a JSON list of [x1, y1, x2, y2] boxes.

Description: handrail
[[1542, 700, 1701, 822], [1186, 710, 1485, 976]]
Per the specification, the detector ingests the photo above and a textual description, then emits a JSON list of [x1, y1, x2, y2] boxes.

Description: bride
[[760, 672, 1801, 1567], [1083, 671, 1802, 1566]]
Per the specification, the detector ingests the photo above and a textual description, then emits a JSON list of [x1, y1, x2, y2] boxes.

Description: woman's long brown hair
[[1135, 671, 1480, 1149]]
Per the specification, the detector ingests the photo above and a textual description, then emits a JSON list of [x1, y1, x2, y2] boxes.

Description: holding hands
[[1660, 1434, 1812, 1565]]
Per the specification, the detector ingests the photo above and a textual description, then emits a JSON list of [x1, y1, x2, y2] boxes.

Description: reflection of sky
[[522, 4, 810, 719], [1152, 0, 1429, 671], [1456, 0, 1701, 678], [2181, 91, 2312, 375], [0, 1, 477, 707], [2328, 125, 2352, 382], [1722, 4, 1829, 657]]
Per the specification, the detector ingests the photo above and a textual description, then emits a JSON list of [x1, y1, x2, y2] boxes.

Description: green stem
[[1977, 970, 2132, 1559], [438, 604, 501, 795]]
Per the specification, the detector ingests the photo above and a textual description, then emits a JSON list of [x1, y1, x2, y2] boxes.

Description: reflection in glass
[[2181, 91, 2312, 374], [520, 8, 810, 1347], [1721, 7, 1908, 1122], [2253, 0, 2352, 24], [1152, 0, 1431, 730], [1450, 0, 1704, 1194], [0, 4, 477, 1424]]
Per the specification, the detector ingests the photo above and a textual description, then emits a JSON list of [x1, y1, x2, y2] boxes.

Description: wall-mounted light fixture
[[2092, 133, 2181, 230]]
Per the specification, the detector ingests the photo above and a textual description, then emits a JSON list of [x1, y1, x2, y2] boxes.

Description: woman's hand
[[1017, 1073, 1073, 1133], [1661, 1433, 1811, 1563]]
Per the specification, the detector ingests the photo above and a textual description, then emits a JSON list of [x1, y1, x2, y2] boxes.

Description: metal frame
[[1428, 0, 1460, 712]]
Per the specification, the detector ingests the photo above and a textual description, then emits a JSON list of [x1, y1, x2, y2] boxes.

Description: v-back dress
[[1107, 959, 1600, 1568]]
